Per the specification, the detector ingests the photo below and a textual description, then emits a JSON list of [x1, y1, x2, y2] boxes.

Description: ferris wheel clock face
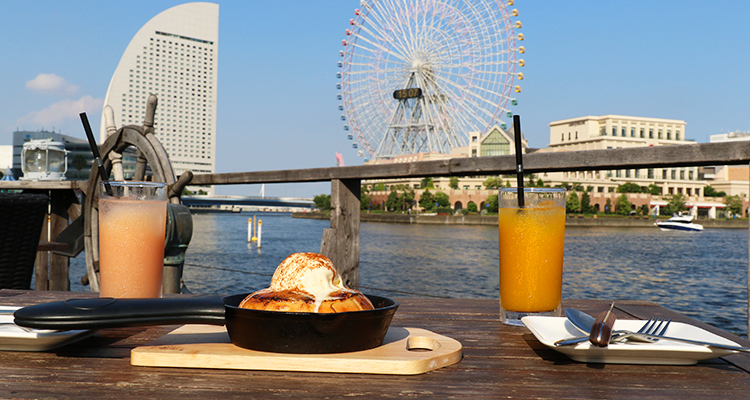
[[338, 0, 522, 160]]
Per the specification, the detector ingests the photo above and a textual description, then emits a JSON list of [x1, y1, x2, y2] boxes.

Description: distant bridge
[[181, 195, 315, 209]]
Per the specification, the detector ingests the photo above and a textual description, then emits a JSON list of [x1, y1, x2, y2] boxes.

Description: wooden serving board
[[131, 325, 462, 375]]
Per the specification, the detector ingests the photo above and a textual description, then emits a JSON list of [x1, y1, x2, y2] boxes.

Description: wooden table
[[0, 290, 748, 399]]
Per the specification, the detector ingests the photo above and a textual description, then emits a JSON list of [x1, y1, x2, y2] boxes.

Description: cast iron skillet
[[13, 293, 398, 354]]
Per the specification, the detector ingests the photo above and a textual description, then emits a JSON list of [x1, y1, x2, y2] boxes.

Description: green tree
[[646, 183, 661, 196], [419, 190, 436, 211], [663, 193, 687, 215], [616, 183, 642, 193], [420, 177, 434, 189], [725, 195, 744, 216], [536, 178, 545, 187], [434, 191, 450, 208], [566, 192, 580, 213], [704, 186, 726, 197], [580, 192, 593, 214], [505, 180, 511, 188], [313, 194, 331, 211], [467, 202, 478, 213], [373, 183, 386, 191], [449, 177, 459, 190], [360, 192, 372, 210], [385, 191, 399, 211], [72, 154, 89, 172], [485, 194, 498, 213], [604, 198, 613, 214], [615, 194, 632, 215], [483, 176, 504, 189], [399, 189, 416, 211], [638, 204, 650, 215]]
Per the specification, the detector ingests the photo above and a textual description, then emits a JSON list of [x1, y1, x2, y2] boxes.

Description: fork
[[609, 317, 671, 343], [554, 317, 670, 346]]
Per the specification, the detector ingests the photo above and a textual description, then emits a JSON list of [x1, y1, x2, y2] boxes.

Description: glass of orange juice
[[498, 187, 566, 326], [98, 181, 167, 298]]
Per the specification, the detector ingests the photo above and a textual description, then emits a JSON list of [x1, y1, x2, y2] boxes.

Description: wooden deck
[[0, 290, 748, 398]]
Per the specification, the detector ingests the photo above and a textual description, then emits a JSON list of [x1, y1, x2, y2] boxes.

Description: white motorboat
[[655, 214, 704, 232]]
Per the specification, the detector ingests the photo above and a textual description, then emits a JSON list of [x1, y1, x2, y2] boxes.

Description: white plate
[[0, 306, 94, 352], [522, 316, 740, 365]]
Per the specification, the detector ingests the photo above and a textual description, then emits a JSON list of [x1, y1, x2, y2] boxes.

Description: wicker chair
[[0, 193, 48, 289]]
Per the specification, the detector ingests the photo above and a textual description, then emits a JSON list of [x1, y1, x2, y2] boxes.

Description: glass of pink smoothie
[[98, 181, 167, 298]]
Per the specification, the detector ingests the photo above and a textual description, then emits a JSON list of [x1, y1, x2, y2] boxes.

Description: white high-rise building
[[100, 2, 219, 194]]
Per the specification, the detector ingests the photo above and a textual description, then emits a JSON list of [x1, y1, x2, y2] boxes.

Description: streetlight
[[20, 139, 68, 181]]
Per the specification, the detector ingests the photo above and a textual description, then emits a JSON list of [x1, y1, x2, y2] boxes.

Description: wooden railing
[[2, 141, 749, 331]]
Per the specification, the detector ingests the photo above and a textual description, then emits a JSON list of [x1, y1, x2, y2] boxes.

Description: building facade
[[546, 115, 702, 197], [100, 2, 219, 194]]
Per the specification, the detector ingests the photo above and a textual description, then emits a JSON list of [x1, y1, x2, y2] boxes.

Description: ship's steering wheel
[[82, 94, 193, 293]]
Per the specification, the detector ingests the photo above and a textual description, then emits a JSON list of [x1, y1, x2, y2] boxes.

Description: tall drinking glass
[[498, 187, 566, 326], [98, 181, 167, 298]]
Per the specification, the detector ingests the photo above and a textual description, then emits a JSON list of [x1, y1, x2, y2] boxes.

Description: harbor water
[[69, 212, 749, 336]]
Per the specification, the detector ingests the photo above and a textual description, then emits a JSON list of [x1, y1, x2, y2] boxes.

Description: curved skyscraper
[[101, 2, 218, 194]]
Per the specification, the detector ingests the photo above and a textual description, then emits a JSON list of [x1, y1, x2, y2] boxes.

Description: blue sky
[[1, 1, 749, 197]]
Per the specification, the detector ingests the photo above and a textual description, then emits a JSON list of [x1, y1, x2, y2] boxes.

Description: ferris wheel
[[337, 0, 523, 160]]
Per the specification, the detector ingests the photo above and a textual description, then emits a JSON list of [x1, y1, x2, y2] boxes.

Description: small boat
[[655, 214, 703, 232]]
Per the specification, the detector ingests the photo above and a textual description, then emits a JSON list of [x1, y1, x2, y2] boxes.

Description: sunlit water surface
[[69, 213, 749, 336]]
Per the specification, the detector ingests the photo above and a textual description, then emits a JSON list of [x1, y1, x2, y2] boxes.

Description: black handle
[[14, 296, 226, 330]]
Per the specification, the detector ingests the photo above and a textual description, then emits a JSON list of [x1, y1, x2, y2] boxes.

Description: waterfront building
[[545, 115, 701, 196], [100, 2, 219, 195]]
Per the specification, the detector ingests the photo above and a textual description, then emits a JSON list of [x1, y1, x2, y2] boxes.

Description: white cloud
[[25, 73, 80, 95], [16, 96, 104, 128]]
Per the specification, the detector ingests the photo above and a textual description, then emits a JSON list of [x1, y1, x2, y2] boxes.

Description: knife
[[589, 302, 617, 347]]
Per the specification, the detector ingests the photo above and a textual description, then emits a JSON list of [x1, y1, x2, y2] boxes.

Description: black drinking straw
[[80, 112, 113, 196], [513, 115, 525, 207]]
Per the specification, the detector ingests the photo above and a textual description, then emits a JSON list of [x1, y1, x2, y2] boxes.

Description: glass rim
[[499, 187, 565, 193], [100, 180, 166, 188]]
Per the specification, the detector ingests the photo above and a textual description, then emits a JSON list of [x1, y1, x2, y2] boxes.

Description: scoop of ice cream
[[269, 252, 345, 299]]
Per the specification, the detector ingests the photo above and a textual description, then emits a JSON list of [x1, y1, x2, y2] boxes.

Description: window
[[671, 170, 676, 180], [676, 130, 681, 140], [667, 130, 672, 140], [648, 169, 654, 179], [649, 129, 654, 139], [640, 128, 645, 138], [658, 129, 663, 139], [680, 170, 685, 180], [631, 127, 635, 137], [480, 128, 510, 156], [612, 126, 617, 136], [621, 127, 626, 137], [662, 170, 668, 179]]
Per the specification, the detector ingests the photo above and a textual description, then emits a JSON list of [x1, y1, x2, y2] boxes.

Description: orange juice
[[99, 197, 166, 298], [498, 200, 565, 313]]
